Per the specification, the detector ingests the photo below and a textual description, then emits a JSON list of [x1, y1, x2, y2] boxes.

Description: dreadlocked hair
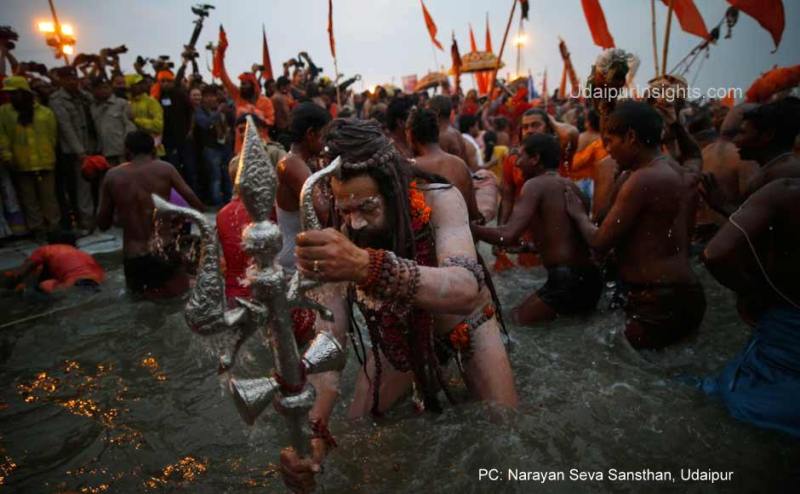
[[325, 118, 417, 258]]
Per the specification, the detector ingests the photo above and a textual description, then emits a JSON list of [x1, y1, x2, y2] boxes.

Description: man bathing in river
[[565, 102, 705, 350], [97, 131, 205, 298], [280, 119, 517, 492], [471, 133, 602, 326]]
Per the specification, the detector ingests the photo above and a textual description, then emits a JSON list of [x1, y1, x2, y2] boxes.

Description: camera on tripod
[[191, 4, 215, 18]]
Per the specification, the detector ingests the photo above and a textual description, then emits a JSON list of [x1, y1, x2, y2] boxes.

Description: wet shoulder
[[421, 184, 463, 212]]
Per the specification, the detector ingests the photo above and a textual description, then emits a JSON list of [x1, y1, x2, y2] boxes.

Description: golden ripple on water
[[16, 362, 145, 449], [140, 354, 168, 382], [144, 456, 208, 490], [0, 450, 16, 486]]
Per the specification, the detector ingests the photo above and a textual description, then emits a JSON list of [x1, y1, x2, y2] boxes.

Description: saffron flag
[[661, 0, 709, 40], [469, 23, 478, 51], [212, 25, 227, 79], [727, 0, 785, 49], [420, 0, 444, 51], [327, 0, 336, 58], [580, 0, 615, 49], [451, 32, 462, 75], [261, 25, 274, 80]]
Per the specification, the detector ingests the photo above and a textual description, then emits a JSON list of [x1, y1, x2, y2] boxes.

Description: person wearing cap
[[0, 76, 61, 239], [215, 30, 275, 153], [127, 73, 165, 157], [49, 65, 97, 233]]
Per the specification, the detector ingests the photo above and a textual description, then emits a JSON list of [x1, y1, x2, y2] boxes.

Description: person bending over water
[[280, 119, 517, 493], [3, 231, 104, 295], [702, 178, 800, 438], [565, 102, 705, 350], [471, 133, 602, 325], [97, 131, 204, 298]]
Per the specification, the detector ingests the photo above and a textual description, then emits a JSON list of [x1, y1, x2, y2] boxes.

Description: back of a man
[[407, 108, 481, 222], [566, 102, 705, 349], [703, 178, 800, 438], [97, 131, 204, 297]]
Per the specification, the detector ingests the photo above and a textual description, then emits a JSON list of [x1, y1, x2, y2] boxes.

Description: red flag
[[212, 25, 227, 79], [327, 0, 336, 58], [485, 13, 493, 53], [451, 33, 462, 74], [261, 25, 274, 80], [661, 0, 709, 39], [580, 0, 615, 49], [727, 0, 785, 50], [420, 0, 444, 51], [469, 23, 478, 51], [451, 32, 462, 91]]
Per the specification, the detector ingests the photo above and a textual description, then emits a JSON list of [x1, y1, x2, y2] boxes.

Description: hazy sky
[[5, 0, 799, 98]]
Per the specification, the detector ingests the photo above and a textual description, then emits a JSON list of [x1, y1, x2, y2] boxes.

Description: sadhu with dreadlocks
[[280, 119, 517, 492]]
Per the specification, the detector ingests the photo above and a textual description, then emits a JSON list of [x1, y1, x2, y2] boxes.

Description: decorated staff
[[152, 116, 345, 458]]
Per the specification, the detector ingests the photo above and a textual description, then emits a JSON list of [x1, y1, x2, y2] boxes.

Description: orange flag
[[727, 0, 785, 50], [212, 25, 227, 79], [469, 23, 478, 51], [261, 25, 273, 80], [327, 0, 336, 58], [661, 0, 709, 39], [420, 0, 444, 51], [580, 0, 615, 49]]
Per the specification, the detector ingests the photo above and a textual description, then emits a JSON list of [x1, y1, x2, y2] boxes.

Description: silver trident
[[151, 115, 345, 456]]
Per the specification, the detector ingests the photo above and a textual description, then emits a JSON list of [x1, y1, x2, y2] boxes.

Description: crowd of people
[[1, 25, 799, 494]]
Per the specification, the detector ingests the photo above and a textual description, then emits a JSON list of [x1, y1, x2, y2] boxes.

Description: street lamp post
[[37, 0, 75, 65]]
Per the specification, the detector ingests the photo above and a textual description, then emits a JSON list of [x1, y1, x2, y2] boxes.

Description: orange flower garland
[[449, 322, 470, 351], [408, 181, 432, 232]]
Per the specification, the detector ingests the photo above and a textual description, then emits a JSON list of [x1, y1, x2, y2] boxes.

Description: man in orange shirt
[[3, 232, 105, 295], [216, 30, 275, 152]]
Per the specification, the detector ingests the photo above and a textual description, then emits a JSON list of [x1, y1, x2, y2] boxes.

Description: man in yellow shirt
[[126, 74, 165, 156], [0, 76, 60, 238]]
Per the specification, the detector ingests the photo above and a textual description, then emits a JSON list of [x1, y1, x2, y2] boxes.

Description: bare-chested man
[[693, 104, 758, 241], [385, 95, 414, 158], [270, 76, 294, 150], [472, 134, 602, 325], [565, 101, 705, 350], [280, 119, 517, 492], [701, 98, 800, 219], [702, 178, 800, 438], [275, 102, 331, 273], [97, 130, 204, 298], [428, 95, 470, 164], [407, 107, 482, 222]]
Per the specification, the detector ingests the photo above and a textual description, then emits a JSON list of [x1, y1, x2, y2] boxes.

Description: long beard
[[349, 227, 392, 250]]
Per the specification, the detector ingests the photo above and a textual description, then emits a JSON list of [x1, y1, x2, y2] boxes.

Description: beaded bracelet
[[357, 248, 385, 289]]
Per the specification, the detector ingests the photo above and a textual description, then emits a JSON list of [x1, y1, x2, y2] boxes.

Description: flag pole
[[333, 56, 342, 107], [651, 0, 660, 77], [661, 0, 675, 77], [489, 0, 518, 100]]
